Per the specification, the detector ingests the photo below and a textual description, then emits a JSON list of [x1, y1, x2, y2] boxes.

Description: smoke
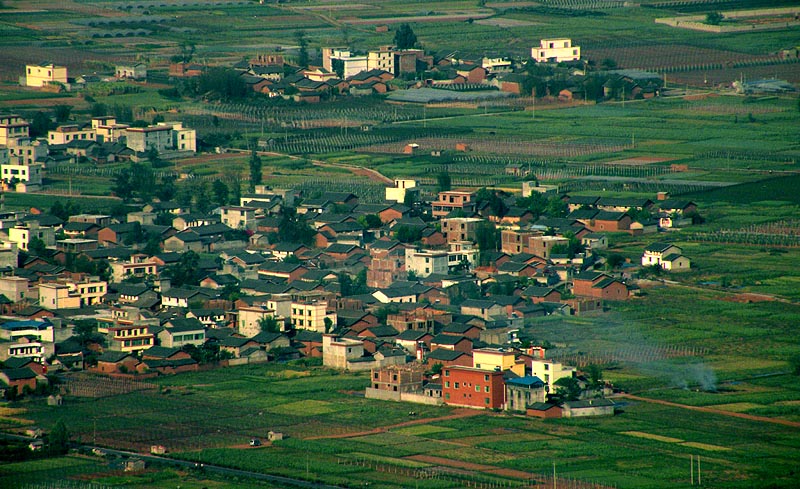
[[672, 363, 717, 392]]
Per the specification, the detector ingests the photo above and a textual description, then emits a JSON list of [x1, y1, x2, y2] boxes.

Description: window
[[445, 381, 450, 388], [484, 374, 489, 381], [445, 393, 450, 400], [485, 386, 490, 393], [444, 370, 449, 377], [374, 372, 379, 379], [485, 397, 490, 405], [475, 385, 480, 392], [454, 382, 460, 389]]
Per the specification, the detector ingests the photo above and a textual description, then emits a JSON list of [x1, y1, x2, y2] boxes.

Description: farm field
[[10, 357, 800, 489]]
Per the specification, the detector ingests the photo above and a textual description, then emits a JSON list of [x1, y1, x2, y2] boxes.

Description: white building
[[532, 39, 580, 63], [368, 46, 395, 74], [125, 122, 195, 154], [405, 248, 449, 278], [92, 116, 129, 143], [291, 300, 336, 333], [530, 359, 576, 393], [116, 63, 147, 80], [24, 63, 68, 88], [385, 179, 417, 203], [641, 242, 690, 271], [322, 48, 369, 78], [7, 223, 55, 251], [48, 125, 96, 145], [0, 114, 30, 146]]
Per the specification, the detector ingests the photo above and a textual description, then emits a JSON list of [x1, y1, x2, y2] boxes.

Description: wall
[[365, 388, 444, 406]]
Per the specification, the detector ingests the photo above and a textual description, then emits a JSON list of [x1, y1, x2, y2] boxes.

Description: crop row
[[61, 374, 157, 398], [294, 180, 387, 203], [688, 231, 800, 247]]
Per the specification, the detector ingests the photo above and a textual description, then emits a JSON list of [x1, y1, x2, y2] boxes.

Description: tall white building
[[532, 39, 580, 63]]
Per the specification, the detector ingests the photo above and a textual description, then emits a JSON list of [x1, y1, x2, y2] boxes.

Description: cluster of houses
[[171, 38, 663, 103], [0, 113, 195, 192], [0, 164, 696, 400]]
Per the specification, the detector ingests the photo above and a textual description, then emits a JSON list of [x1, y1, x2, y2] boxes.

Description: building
[[116, 63, 147, 80], [642, 242, 690, 271], [220, 206, 257, 230], [24, 63, 68, 88], [99, 320, 156, 353], [472, 348, 525, 377], [369, 364, 424, 393], [441, 217, 483, 244], [322, 48, 369, 78], [8, 223, 55, 251], [405, 248, 448, 278], [110, 254, 159, 282], [0, 276, 30, 302], [0, 114, 30, 146], [432, 190, 476, 219], [562, 398, 615, 418], [368, 46, 396, 74], [505, 376, 546, 411], [442, 366, 505, 409], [125, 122, 196, 154], [38, 278, 107, 309], [237, 305, 277, 337], [532, 39, 580, 63], [385, 179, 418, 204], [48, 125, 96, 145], [92, 116, 129, 143], [291, 300, 336, 333], [530, 359, 575, 393]]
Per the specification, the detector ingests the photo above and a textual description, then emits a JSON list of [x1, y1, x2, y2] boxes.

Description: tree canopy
[[394, 23, 417, 50]]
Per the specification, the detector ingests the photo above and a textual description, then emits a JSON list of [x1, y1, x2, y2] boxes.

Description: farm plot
[[358, 136, 631, 158], [583, 43, 778, 71]]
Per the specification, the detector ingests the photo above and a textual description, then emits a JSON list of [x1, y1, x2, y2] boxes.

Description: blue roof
[[0, 320, 52, 331], [507, 376, 544, 388]]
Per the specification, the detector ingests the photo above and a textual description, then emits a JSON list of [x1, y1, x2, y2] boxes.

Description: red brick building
[[442, 366, 505, 409]]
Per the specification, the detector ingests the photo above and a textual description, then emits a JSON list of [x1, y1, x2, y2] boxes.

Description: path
[[618, 393, 800, 428], [304, 408, 484, 440], [255, 149, 394, 185]]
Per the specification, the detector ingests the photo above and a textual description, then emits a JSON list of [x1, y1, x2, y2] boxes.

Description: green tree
[[258, 315, 281, 333], [394, 23, 417, 49], [249, 149, 262, 191], [29, 237, 48, 257], [295, 30, 309, 68], [53, 105, 72, 123], [165, 250, 201, 287], [156, 175, 177, 202], [554, 376, 582, 402], [585, 364, 604, 387], [394, 224, 422, 243], [29, 111, 52, 138], [606, 253, 626, 270], [358, 214, 383, 229], [90, 103, 108, 117], [436, 172, 451, 192], [706, 11, 724, 25], [475, 188, 508, 218], [48, 420, 70, 455], [212, 179, 229, 207]]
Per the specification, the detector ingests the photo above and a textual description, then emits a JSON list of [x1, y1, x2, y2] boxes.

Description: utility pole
[[553, 461, 557, 489], [691, 454, 694, 485], [697, 455, 701, 485]]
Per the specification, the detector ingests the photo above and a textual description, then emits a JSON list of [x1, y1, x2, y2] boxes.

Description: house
[[291, 300, 336, 333], [532, 39, 580, 63], [473, 348, 525, 377], [526, 402, 563, 419], [460, 299, 505, 321], [251, 331, 290, 351], [440, 322, 481, 339], [432, 190, 476, 219], [24, 63, 68, 88], [505, 376, 546, 411], [102, 323, 155, 353], [530, 359, 576, 394], [431, 334, 472, 353], [161, 287, 213, 308], [116, 63, 147, 80], [572, 271, 628, 301], [218, 336, 260, 358], [395, 329, 434, 355], [0, 367, 38, 393], [369, 364, 424, 393], [642, 242, 690, 271], [522, 286, 562, 303], [94, 351, 141, 374], [442, 366, 505, 409], [562, 398, 615, 418], [158, 318, 206, 348]]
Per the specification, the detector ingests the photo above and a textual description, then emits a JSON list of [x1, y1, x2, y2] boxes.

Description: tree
[[553, 376, 582, 402], [357, 214, 383, 229], [295, 30, 309, 68], [48, 420, 70, 455], [585, 364, 604, 387], [156, 175, 177, 202], [249, 149, 262, 191], [258, 316, 281, 333], [165, 251, 201, 287], [436, 172, 451, 192], [212, 179, 229, 207], [606, 253, 626, 270], [600, 58, 618, 70], [475, 188, 508, 218], [90, 103, 109, 117], [53, 105, 72, 123], [474, 221, 499, 253], [28, 237, 48, 257], [394, 23, 417, 50], [394, 224, 422, 243], [30, 111, 52, 137], [706, 11, 724, 25]]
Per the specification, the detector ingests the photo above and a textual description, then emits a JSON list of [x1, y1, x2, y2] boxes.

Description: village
[[0, 102, 704, 425]]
